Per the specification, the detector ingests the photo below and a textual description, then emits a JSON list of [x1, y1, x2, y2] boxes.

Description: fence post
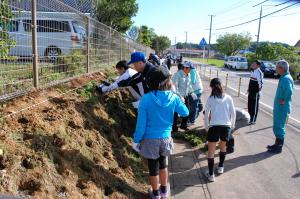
[[108, 27, 111, 66], [225, 73, 228, 90], [217, 70, 219, 78], [86, 16, 90, 73], [32, 0, 39, 88], [209, 69, 212, 80], [238, 77, 242, 97]]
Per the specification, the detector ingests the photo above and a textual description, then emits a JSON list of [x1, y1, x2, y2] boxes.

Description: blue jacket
[[134, 90, 189, 143], [274, 72, 294, 114]]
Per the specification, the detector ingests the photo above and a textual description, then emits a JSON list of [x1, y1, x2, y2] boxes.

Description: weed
[[173, 130, 206, 147]]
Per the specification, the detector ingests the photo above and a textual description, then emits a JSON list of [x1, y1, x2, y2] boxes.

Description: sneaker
[[217, 166, 224, 174], [206, 172, 215, 182], [159, 189, 168, 198], [148, 188, 161, 199]]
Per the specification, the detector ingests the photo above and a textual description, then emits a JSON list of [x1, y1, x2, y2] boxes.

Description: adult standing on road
[[247, 60, 263, 124], [204, 78, 236, 182], [188, 62, 203, 125], [172, 62, 193, 130], [166, 56, 172, 70], [267, 60, 294, 154]]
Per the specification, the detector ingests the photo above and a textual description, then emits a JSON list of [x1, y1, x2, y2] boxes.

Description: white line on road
[[227, 85, 300, 125]]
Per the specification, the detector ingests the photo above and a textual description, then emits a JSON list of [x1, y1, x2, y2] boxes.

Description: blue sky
[[132, 0, 300, 46]]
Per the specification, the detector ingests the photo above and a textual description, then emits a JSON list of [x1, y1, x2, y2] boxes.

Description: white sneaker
[[206, 172, 215, 182], [217, 166, 224, 174]]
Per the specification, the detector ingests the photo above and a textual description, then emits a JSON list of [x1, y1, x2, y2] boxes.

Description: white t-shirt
[[204, 94, 236, 129]]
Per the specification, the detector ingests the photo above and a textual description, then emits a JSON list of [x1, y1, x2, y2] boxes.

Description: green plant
[[0, 0, 16, 59], [173, 130, 206, 147]]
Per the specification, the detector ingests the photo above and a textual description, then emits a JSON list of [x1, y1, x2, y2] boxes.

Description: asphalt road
[[197, 64, 300, 128], [201, 79, 300, 199]]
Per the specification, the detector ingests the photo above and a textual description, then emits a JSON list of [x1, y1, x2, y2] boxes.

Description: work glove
[[191, 93, 198, 100], [101, 80, 111, 86], [132, 143, 140, 153]]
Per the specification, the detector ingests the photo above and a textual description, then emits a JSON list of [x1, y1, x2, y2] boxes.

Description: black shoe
[[268, 138, 284, 154], [180, 126, 189, 131], [267, 138, 280, 150], [226, 147, 234, 154], [268, 145, 282, 154]]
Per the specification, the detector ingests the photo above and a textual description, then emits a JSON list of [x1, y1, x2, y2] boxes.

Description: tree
[[94, 0, 138, 33], [151, 36, 171, 54], [127, 25, 139, 40], [256, 43, 277, 60], [136, 25, 152, 47], [0, 0, 15, 58], [216, 33, 252, 56]]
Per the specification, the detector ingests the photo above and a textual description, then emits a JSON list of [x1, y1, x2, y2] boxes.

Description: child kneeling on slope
[[132, 66, 189, 199]]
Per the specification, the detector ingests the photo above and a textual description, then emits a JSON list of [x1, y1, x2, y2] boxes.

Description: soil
[[0, 72, 148, 199]]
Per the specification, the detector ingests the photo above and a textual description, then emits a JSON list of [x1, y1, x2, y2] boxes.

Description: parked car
[[297, 72, 300, 80], [0, 14, 86, 62], [260, 61, 278, 78], [224, 56, 248, 70]]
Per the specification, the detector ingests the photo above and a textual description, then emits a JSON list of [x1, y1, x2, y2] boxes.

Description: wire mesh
[[0, 0, 154, 101]]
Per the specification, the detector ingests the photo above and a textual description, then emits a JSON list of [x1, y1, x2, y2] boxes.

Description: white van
[[224, 56, 248, 70], [1, 14, 86, 62]]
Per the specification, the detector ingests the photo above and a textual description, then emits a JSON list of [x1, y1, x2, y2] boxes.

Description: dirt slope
[[0, 72, 148, 199]]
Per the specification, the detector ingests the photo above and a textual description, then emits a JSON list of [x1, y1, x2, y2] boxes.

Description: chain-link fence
[[0, 0, 153, 101]]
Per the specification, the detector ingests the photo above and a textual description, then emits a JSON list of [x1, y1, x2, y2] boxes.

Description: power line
[[215, 1, 299, 30], [253, 0, 270, 7]]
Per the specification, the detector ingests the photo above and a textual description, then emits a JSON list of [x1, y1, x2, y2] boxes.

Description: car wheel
[[45, 47, 61, 62]]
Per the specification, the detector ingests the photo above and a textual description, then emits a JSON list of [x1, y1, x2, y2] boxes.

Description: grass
[[185, 57, 225, 67], [173, 129, 206, 147]]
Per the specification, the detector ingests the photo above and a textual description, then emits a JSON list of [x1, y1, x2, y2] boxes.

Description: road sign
[[199, 38, 207, 48]]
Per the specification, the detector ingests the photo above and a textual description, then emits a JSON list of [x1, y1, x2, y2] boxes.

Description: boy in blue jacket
[[132, 66, 189, 199]]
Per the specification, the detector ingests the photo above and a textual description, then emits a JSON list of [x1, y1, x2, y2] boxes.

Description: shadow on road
[[246, 126, 273, 134]]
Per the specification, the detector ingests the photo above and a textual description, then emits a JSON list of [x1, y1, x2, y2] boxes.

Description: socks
[[208, 158, 214, 175], [153, 190, 159, 196], [160, 185, 167, 194], [219, 152, 226, 167]]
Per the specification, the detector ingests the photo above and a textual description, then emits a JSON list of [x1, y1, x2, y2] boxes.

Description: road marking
[[227, 85, 300, 125]]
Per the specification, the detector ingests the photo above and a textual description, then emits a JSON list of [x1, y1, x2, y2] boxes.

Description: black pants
[[173, 113, 188, 129], [248, 92, 260, 123]]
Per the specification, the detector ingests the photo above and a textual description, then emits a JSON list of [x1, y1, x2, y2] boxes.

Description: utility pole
[[256, 6, 263, 53], [185, 31, 188, 56], [175, 37, 177, 49], [208, 15, 215, 60]]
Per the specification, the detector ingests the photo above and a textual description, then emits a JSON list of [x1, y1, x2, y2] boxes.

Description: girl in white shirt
[[204, 78, 236, 182]]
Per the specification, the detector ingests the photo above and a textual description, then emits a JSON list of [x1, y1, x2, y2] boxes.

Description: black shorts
[[207, 126, 231, 142]]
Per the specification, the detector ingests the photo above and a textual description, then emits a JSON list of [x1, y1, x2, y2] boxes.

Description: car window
[[0, 20, 19, 32], [264, 62, 275, 68], [237, 57, 247, 62], [23, 20, 71, 32]]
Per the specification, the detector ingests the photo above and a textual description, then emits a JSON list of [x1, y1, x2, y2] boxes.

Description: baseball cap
[[128, 52, 146, 65], [183, 61, 193, 68]]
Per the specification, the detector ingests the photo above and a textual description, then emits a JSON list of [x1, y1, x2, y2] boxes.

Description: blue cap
[[128, 52, 146, 65]]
